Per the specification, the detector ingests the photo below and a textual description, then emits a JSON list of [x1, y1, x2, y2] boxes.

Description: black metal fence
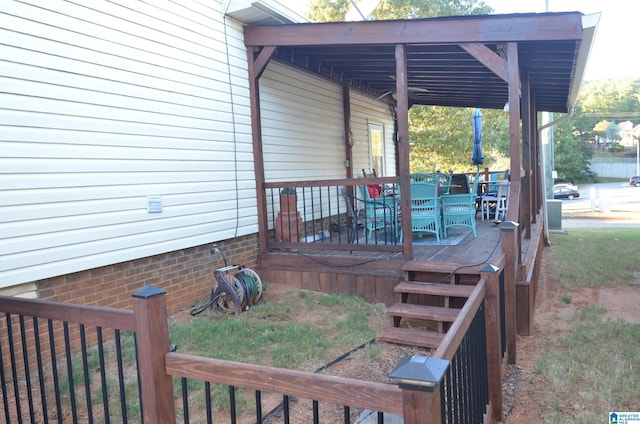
[[264, 178, 403, 252], [440, 304, 488, 424], [0, 299, 141, 423], [175, 378, 389, 424]]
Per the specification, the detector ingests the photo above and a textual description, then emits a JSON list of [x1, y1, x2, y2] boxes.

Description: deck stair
[[378, 280, 475, 350]]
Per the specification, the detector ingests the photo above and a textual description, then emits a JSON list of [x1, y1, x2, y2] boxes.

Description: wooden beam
[[459, 42, 508, 82], [507, 42, 521, 181], [401, 388, 441, 424], [247, 47, 269, 253], [499, 222, 520, 365], [252, 46, 276, 80], [244, 14, 584, 47], [133, 287, 176, 424], [522, 71, 533, 233], [482, 266, 504, 423], [395, 44, 413, 259], [343, 86, 353, 180]]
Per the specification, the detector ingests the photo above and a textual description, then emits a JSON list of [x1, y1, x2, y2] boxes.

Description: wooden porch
[[242, 13, 594, 351], [258, 213, 508, 305]]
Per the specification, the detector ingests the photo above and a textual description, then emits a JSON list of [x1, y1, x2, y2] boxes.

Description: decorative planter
[[276, 193, 302, 242], [279, 193, 298, 214]]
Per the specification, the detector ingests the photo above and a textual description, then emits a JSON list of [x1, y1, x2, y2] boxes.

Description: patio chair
[[480, 180, 510, 221], [360, 184, 400, 239], [440, 172, 479, 238], [410, 181, 441, 242], [340, 188, 363, 243], [437, 173, 453, 196], [410, 172, 438, 183]]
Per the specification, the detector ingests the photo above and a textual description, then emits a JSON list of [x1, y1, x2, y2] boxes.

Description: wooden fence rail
[[1, 270, 510, 424]]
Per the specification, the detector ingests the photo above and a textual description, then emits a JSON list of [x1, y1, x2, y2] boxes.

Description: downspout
[[539, 108, 574, 245]]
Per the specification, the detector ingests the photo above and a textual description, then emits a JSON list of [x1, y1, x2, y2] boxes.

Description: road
[[556, 181, 640, 228]]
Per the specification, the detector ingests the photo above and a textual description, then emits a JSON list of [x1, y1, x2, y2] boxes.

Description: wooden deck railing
[[264, 177, 403, 253], [261, 171, 520, 258]]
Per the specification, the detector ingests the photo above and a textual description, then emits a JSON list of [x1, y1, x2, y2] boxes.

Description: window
[[368, 123, 385, 176]]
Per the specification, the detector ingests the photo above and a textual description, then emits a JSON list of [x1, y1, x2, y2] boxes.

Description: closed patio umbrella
[[472, 108, 484, 168]]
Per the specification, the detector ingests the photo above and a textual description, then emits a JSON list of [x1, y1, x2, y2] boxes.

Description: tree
[[409, 106, 509, 173], [306, 0, 492, 24], [553, 117, 597, 183]]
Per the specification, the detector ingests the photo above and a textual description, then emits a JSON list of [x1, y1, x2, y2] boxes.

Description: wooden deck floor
[[408, 218, 503, 265], [268, 217, 505, 265], [257, 217, 520, 304]]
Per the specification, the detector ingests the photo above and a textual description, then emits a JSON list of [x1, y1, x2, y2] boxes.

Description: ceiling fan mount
[[375, 86, 429, 101], [375, 74, 429, 101]]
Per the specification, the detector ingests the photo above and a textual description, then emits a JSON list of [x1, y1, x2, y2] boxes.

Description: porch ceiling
[[244, 12, 599, 113]]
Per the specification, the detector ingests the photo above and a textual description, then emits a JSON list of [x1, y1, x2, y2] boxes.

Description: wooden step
[[395, 281, 475, 298], [387, 303, 460, 323], [377, 327, 445, 349]]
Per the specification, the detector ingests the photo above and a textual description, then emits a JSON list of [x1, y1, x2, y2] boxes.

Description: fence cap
[[389, 355, 449, 391], [132, 285, 167, 299]]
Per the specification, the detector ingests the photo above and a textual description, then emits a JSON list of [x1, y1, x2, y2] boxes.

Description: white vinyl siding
[[259, 66, 394, 224], [0, 0, 254, 288], [0, 0, 395, 289], [261, 62, 346, 182], [350, 92, 396, 176], [260, 65, 395, 181]]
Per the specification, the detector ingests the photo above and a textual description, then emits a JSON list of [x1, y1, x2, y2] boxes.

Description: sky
[[278, 0, 640, 81]]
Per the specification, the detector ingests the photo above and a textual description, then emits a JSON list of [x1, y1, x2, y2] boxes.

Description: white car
[[553, 182, 578, 191]]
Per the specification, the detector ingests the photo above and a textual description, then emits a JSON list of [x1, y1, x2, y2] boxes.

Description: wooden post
[[132, 286, 176, 424], [401, 386, 441, 424], [500, 221, 519, 363], [482, 265, 503, 424]]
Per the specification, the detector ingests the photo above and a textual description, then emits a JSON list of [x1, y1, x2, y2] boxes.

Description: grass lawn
[[527, 228, 640, 423]]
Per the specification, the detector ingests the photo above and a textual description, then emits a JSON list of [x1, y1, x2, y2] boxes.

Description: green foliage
[[280, 187, 297, 195], [306, 0, 492, 22], [552, 117, 597, 183], [550, 78, 640, 183], [409, 106, 509, 173], [306, 0, 351, 22]]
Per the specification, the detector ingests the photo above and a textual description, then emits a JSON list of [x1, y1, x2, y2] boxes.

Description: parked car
[[630, 176, 640, 187], [553, 186, 580, 200], [553, 182, 578, 191]]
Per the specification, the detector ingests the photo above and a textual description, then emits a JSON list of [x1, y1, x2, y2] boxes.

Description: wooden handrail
[[0, 295, 135, 331], [165, 352, 404, 416], [264, 176, 400, 190], [433, 279, 486, 361]]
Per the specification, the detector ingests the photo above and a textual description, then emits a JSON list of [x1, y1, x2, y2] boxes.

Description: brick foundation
[[34, 234, 259, 313]]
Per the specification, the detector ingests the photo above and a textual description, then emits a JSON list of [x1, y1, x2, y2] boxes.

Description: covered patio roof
[[243, 11, 599, 257], [244, 12, 599, 113]]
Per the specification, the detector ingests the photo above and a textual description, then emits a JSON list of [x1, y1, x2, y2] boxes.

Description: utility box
[[547, 199, 562, 230]]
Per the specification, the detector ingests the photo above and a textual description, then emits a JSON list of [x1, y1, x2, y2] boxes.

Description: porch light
[[389, 355, 449, 392]]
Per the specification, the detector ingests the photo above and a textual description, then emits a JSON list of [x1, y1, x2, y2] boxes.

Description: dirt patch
[[503, 255, 640, 424]]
